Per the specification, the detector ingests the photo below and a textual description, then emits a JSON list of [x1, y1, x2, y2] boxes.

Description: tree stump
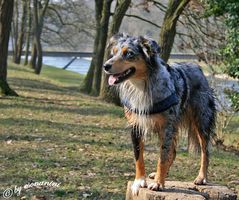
[[125, 179, 237, 200]]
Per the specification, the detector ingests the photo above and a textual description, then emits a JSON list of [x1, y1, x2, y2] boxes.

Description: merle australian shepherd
[[103, 33, 216, 195]]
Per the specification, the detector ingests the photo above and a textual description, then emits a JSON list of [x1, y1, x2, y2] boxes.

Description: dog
[[103, 33, 216, 195]]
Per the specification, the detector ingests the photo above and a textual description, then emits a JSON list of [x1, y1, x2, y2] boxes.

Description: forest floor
[[0, 62, 238, 199]]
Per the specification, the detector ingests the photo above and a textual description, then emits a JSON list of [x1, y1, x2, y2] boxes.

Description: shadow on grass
[[0, 118, 128, 144], [0, 100, 124, 117], [0, 117, 124, 131], [8, 77, 68, 93], [9, 64, 33, 73]]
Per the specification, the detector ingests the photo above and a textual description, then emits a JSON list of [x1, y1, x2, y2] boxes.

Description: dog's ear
[[138, 36, 161, 58], [107, 33, 124, 49]]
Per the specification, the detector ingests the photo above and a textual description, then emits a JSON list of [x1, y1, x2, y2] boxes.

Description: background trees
[[3, 0, 239, 100], [12, 0, 27, 64], [205, 0, 239, 79], [82, 0, 191, 102]]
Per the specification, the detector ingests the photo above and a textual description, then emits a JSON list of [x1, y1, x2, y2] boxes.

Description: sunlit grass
[[0, 62, 238, 199]]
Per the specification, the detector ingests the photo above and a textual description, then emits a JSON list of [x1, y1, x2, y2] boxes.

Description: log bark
[[126, 179, 237, 200]]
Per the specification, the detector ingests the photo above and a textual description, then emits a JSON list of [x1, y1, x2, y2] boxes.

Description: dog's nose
[[103, 64, 112, 72]]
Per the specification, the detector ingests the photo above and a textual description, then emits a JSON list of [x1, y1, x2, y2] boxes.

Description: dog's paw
[[194, 176, 207, 185], [148, 172, 156, 179], [131, 178, 147, 195], [147, 182, 161, 191]]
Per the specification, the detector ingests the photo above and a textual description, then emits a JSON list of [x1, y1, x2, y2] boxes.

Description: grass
[[0, 62, 238, 199]]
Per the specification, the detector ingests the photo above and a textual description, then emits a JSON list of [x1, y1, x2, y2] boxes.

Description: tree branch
[[123, 13, 190, 37], [151, 0, 167, 11], [124, 13, 161, 28], [47, 6, 76, 27]]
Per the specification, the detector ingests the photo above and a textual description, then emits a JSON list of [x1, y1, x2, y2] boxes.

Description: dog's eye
[[126, 51, 135, 58]]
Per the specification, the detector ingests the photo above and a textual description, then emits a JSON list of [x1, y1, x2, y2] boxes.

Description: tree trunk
[[33, 0, 49, 74], [80, 1, 103, 94], [30, 43, 37, 69], [34, 32, 43, 74], [15, 0, 27, 64], [100, 0, 131, 104], [159, 0, 190, 62], [12, 0, 19, 63], [91, 0, 112, 96], [24, 0, 31, 66], [0, 0, 18, 96]]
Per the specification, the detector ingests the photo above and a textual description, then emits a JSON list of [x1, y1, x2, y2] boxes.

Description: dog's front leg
[[148, 125, 177, 191], [131, 126, 147, 195]]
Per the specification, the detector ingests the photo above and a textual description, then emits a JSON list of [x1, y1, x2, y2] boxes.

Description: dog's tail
[[179, 126, 200, 154], [187, 125, 200, 154], [181, 107, 216, 154]]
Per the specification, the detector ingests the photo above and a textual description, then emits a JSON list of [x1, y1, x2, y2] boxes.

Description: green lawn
[[0, 62, 238, 199]]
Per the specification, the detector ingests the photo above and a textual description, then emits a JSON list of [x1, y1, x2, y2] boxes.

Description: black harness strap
[[122, 92, 179, 115], [176, 68, 188, 109], [122, 65, 188, 115]]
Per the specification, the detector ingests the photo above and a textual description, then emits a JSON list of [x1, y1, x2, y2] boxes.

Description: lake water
[[43, 57, 91, 75]]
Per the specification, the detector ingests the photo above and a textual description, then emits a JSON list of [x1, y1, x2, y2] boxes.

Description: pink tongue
[[108, 75, 117, 86]]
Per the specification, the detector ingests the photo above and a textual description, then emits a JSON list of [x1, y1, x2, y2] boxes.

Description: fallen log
[[125, 179, 237, 200]]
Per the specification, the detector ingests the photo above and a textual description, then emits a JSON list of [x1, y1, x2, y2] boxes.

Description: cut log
[[125, 179, 237, 200]]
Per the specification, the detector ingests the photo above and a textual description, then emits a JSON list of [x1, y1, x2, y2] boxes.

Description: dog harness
[[122, 92, 179, 115], [122, 65, 188, 115]]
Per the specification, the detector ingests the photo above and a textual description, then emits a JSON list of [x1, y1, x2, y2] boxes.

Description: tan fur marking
[[122, 46, 128, 55], [154, 161, 169, 188], [154, 129, 177, 187], [132, 58, 148, 80], [135, 140, 146, 179], [151, 114, 166, 130], [192, 122, 208, 179], [113, 47, 118, 54]]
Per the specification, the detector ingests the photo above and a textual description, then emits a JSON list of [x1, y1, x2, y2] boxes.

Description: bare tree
[[81, 0, 113, 96], [14, 0, 27, 64], [159, 0, 190, 62], [11, 0, 19, 62], [24, 0, 31, 66], [91, 0, 113, 95], [30, 0, 49, 74], [179, 3, 225, 72], [43, 1, 94, 50], [0, 0, 18, 96], [100, 0, 132, 104]]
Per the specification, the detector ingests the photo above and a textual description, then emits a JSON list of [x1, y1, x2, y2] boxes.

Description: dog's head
[[103, 33, 161, 86]]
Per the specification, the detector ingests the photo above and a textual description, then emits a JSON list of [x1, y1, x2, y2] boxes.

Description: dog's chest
[[120, 80, 166, 133], [124, 110, 166, 134]]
